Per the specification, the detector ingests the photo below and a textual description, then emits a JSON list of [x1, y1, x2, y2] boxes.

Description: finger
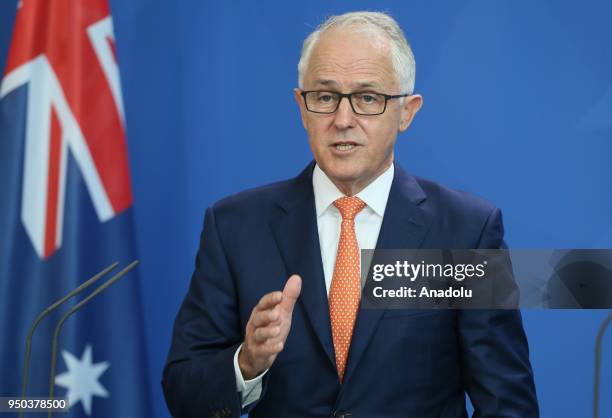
[[255, 291, 282, 312], [280, 274, 302, 313], [251, 305, 280, 328], [260, 340, 284, 355], [253, 325, 281, 343], [244, 339, 283, 362]]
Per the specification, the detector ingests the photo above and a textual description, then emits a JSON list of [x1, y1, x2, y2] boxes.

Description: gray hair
[[297, 11, 416, 94]]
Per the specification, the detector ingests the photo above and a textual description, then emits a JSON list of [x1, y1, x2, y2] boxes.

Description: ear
[[398, 94, 423, 132], [294, 88, 308, 129]]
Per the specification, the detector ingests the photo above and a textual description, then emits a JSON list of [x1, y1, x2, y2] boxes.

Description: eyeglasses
[[300, 90, 409, 115]]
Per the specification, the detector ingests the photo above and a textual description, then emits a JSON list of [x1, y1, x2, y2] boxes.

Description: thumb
[[280, 274, 302, 313]]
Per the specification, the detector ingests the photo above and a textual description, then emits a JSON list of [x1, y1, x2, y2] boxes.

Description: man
[[162, 11, 539, 418]]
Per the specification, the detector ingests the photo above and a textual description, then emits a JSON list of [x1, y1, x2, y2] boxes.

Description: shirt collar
[[312, 162, 394, 218]]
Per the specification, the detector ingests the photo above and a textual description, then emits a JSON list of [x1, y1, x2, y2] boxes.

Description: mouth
[[330, 141, 360, 152]]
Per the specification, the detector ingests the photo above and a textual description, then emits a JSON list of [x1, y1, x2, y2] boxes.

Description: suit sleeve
[[162, 206, 266, 417], [458, 208, 540, 418]]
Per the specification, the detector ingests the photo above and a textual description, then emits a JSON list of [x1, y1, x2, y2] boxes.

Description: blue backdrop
[[1, 1, 611, 417]]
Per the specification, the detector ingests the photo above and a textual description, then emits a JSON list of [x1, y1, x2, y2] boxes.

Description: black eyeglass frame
[[300, 90, 410, 115]]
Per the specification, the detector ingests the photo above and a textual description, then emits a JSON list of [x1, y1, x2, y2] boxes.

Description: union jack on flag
[[0, 0, 151, 416]]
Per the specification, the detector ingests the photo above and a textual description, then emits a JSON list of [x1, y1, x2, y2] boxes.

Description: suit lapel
[[269, 162, 336, 368], [269, 162, 434, 384], [341, 163, 433, 386]]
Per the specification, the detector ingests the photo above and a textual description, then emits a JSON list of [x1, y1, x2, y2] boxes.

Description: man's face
[[295, 28, 422, 195]]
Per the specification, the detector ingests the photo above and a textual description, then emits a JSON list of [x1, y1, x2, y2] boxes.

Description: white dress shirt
[[234, 163, 395, 407]]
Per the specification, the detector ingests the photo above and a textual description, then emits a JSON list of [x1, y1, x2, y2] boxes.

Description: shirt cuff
[[234, 343, 268, 408]]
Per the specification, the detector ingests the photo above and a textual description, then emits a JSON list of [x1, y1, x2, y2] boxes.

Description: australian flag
[[0, 0, 151, 416]]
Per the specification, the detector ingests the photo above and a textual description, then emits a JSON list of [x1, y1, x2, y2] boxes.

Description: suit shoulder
[[411, 176, 504, 247], [414, 176, 498, 218], [209, 177, 294, 218]]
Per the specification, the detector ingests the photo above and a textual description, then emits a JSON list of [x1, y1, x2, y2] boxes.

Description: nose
[[333, 96, 356, 130]]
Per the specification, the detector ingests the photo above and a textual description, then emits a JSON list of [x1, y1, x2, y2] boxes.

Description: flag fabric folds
[[0, 0, 151, 416]]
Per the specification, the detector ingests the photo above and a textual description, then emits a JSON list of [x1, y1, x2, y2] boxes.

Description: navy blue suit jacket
[[162, 162, 539, 418]]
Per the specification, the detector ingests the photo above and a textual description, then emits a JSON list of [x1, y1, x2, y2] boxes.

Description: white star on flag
[[55, 344, 110, 415]]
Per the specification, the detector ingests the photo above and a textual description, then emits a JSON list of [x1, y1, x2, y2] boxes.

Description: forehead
[[304, 27, 396, 90]]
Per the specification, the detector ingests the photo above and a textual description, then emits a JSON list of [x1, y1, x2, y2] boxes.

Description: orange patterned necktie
[[329, 196, 366, 383]]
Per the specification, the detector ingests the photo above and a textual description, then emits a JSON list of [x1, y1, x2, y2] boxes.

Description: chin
[[327, 167, 365, 185]]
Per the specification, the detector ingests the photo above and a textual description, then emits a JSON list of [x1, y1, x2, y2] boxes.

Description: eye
[[317, 93, 335, 103], [362, 94, 375, 103], [354, 93, 382, 104]]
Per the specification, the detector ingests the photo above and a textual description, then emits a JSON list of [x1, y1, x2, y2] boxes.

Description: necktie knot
[[333, 196, 366, 221]]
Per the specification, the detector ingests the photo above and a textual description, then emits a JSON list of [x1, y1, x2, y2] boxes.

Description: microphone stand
[[19, 262, 119, 418], [593, 311, 612, 418], [47, 260, 139, 418]]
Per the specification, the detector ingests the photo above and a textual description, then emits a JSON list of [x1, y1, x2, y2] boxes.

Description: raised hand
[[238, 274, 302, 379]]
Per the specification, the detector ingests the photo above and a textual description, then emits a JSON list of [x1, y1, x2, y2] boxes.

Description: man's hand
[[238, 274, 302, 380]]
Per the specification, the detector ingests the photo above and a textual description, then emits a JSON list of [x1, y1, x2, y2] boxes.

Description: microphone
[[46, 260, 139, 418], [593, 311, 612, 418], [20, 262, 119, 410]]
